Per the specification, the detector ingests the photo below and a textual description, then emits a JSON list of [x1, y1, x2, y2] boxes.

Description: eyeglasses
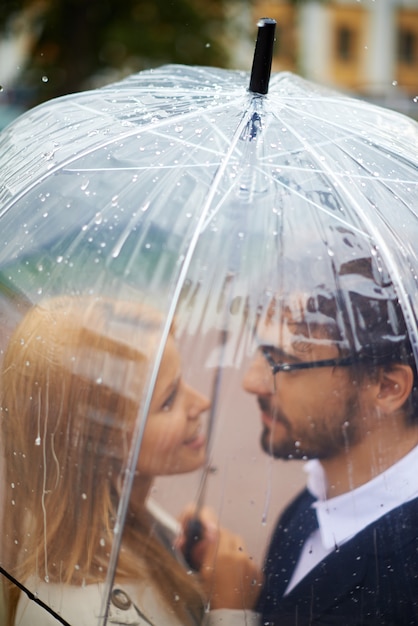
[[260, 346, 374, 375]]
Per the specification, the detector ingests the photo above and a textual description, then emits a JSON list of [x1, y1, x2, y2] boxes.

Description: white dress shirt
[[286, 444, 418, 594]]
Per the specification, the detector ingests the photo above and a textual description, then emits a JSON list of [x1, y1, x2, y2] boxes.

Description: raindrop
[[41, 76, 49, 83], [205, 43, 211, 48], [96, 377, 103, 385], [35, 436, 41, 446], [174, 594, 180, 602], [392, 80, 398, 87], [0, 86, 3, 92], [56, 256, 63, 263], [99, 538, 106, 547], [175, 125, 183, 133], [413, 96, 418, 103], [94, 212, 103, 225]]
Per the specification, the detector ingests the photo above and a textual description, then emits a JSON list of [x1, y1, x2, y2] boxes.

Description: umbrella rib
[[102, 101, 255, 615], [268, 97, 418, 169], [0, 97, 246, 220]]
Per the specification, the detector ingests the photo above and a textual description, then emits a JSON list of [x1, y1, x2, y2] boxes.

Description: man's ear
[[376, 365, 414, 413]]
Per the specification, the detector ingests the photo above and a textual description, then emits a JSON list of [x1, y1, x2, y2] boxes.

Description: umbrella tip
[[249, 17, 276, 95]]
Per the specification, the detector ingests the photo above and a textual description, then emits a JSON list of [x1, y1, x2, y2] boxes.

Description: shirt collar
[[305, 445, 418, 549]]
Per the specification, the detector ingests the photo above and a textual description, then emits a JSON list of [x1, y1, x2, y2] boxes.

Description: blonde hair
[[1, 295, 204, 625]]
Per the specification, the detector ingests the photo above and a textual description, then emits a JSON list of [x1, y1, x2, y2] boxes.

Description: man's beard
[[259, 394, 362, 461]]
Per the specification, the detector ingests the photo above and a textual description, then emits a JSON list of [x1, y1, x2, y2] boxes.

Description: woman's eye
[[161, 388, 177, 412]]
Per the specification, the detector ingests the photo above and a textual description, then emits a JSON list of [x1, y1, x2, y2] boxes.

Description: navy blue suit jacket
[[256, 488, 418, 625]]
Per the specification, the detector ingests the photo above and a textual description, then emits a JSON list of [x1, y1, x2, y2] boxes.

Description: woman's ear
[[376, 365, 414, 414]]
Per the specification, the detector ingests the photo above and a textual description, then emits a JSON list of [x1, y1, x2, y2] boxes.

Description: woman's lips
[[183, 431, 206, 450]]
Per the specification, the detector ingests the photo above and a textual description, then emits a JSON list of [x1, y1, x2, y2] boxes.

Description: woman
[[0, 295, 260, 626]]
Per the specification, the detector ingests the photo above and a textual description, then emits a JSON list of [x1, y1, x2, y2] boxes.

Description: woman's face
[[136, 335, 210, 477]]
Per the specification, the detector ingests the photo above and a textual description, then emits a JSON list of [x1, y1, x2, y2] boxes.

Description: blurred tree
[[0, 0, 229, 106]]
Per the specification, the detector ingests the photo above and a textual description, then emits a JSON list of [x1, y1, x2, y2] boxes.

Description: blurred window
[[398, 29, 416, 66], [336, 26, 355, 62], [396, 9, 418, 95], [329, 5, 365, 90]]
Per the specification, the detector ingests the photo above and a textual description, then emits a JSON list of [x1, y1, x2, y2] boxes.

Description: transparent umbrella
[[1, 17, 418, 626]]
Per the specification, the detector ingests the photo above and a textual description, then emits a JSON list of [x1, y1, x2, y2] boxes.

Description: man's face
[[242, 313, 374, 461]]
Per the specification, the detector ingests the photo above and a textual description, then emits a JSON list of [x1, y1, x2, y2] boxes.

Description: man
[[243, 231, 418, 625]]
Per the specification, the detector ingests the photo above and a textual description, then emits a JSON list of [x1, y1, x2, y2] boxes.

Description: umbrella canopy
[[1, 22, 418, 625]]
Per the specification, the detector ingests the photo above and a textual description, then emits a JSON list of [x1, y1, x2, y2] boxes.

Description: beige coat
[[14, 501, 258, 626]]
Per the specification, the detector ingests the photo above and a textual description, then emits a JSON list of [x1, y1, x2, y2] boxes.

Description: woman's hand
[[178, 506, 263, 611]]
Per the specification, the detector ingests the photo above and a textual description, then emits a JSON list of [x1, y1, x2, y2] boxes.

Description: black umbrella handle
[[183, 517, 204, 570], [249, 17, 276, 95]]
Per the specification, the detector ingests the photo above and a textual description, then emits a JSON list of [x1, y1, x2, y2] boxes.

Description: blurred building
[[233, 0, 418, 118]]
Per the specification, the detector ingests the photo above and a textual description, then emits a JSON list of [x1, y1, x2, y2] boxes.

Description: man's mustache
[[257, 396, 290, 428], [257, 396, 271, 413]]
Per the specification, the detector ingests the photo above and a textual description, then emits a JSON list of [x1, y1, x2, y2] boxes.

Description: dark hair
[[304, 255, 418, 421]]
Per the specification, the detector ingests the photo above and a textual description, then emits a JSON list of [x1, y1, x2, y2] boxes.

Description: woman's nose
[[242, 354, 273, 396], [185, 384, 210, 418]]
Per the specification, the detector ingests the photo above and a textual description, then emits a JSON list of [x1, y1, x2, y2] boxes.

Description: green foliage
[[2, 0, 229, 106]]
